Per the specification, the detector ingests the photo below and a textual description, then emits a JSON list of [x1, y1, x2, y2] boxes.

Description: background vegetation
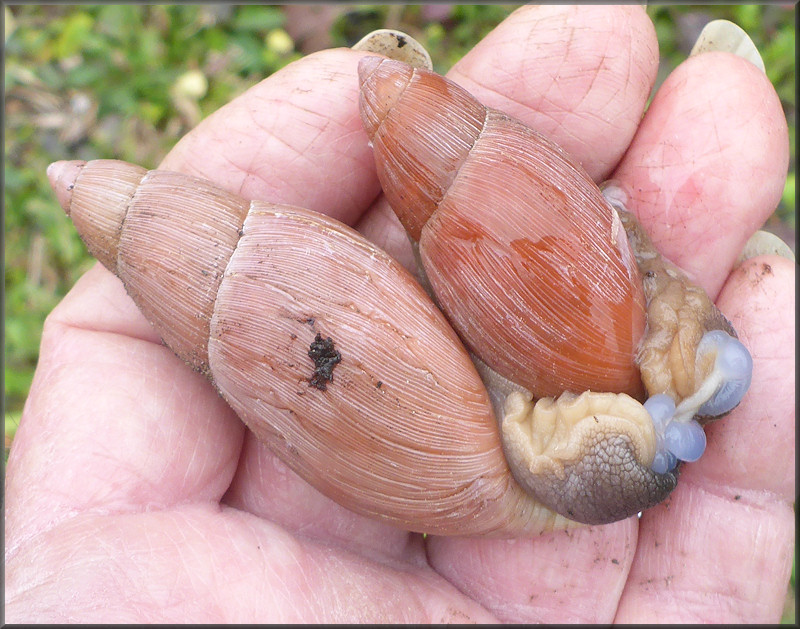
[[4, 5, 795, 621]]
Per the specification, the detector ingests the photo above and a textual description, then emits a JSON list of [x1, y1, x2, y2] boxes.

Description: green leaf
[[96, 4, 141, 42], [232, 6, 285, 33], [56, 11, 95, 59], [732, 5, 761, 33]]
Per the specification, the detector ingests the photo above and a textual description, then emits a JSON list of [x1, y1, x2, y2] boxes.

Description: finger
[[426, 520, 639, 623], [222, 433, 422, 561], [6, 264, 245, 555], [160, 48, 381, 226], [611, 51, 789, 298], [615, 256, 795, 623], [448, 4, 658, 181], [6, 505, 498, 623], [698, 257, 795, 497]]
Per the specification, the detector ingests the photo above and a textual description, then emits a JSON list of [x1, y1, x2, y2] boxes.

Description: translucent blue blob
[[697, 330, 754, 416], [664, 419, 707, 462], [651, 449, 678, 474], [644, 394, 676, 433], [654, 430, 665, 452], [665, 449, 678, 471], [651, 452, 668, 474], [645, 394, 679, 474]]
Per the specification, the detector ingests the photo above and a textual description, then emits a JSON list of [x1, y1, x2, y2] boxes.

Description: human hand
[[6, 5, 793, 623]]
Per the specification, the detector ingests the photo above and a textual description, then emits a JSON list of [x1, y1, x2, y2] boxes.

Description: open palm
[[6, 6, 793, 623]]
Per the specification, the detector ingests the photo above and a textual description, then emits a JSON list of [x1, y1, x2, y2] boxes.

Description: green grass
[[4, 5, 795, 620]]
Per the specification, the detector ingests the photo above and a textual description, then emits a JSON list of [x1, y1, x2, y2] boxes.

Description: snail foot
[[501, 390, 678, 525]]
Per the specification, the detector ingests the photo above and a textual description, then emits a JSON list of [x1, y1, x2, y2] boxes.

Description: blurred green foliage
[[5, 4, 301, 428], [3, 3, 795, 621]]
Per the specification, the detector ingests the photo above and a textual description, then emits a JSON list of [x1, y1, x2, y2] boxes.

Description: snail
[[46, 53, 753, 536], [357, 56, 752, 521]]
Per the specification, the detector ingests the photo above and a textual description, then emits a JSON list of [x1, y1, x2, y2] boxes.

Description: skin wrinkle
[[209, 130, 261, 192], [164, 518, 212, 614], [250, 542, 288, 619], [539, 34, 634, 173], [567, 36, 609, 115], [650, 86, 761, 232], [304, 532, 485, 623], [221, 433, 419, 564], [693, 476, 788, 512], [242, 102, 373, 221], [256, 102, 327, 159], [144, 369, 187, 490], [639, 99, 758, 285], [641, 571, 778, 622], [203, 150, 253, 200], [160, 520, 195, 603], [230, 511, 305, 619], [314, 127, 377, 214], [45, 303, 159, 346], [425, 525, 637, 623], [178, 415, 206, 498], [620, 20, 637, 120]]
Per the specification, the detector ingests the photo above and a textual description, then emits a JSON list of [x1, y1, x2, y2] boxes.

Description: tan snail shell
[[359, 56, 648, 400], [50, 159, 579, 536], [48, 55, 748, 534]]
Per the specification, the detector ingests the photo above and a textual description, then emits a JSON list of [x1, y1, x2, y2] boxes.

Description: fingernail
[[689, 19, 765, 74], [735, 230, 795, 266], [351, 29, 433, 70]]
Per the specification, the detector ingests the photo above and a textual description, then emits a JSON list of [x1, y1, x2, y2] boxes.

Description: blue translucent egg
[[644, 393, 676, 433], [651, 449, 678, 474], [664, 419, 707, 462], [697, 330, 753, 416]]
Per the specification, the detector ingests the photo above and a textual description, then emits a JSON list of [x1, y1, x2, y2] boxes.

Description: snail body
[[48, 57, 751, 534]]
